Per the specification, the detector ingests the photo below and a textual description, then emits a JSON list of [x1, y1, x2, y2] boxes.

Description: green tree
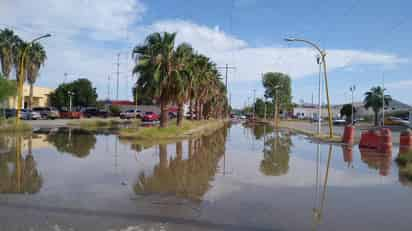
[[26, 43, 47, 109], [340, 104, 357, 123], [262, 72, 292, 115], [0, 28, 21, 79], [0, 74, 16, 103], [132, 32, 179, 128], [46, 128, 96, 158], [364, 86, 392, 126], [49, 78, 98, 110]]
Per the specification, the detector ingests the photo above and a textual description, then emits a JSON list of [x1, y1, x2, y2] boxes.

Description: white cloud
[[386, 80, 412, 89], [150, 20, 407, 81]]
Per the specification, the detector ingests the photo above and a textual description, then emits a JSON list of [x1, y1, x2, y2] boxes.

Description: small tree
[[364, 86, 391, 126], [0, 74, 16, 103], [340, 104, 357, 124]]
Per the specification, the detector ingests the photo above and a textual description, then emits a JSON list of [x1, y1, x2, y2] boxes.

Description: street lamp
[[68, 91, 75, 112], [16, 33, 51, 125], [285, 37, 334, 138], [349, 85, 356, 125]]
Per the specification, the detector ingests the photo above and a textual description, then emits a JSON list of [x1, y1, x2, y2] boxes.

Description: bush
[[0, 118, 32, 132], [109, 105, 121, 116]]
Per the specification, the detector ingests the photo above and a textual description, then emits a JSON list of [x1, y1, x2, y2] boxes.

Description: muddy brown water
[[0, 124, 411, 231]]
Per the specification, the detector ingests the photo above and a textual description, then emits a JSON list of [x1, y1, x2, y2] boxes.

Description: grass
[[68, 118, 141, 129], [0, 118, 32, 133], [118, 119, 225, 140], [400, 163, 412, 180], [396, 151, 412, 166]]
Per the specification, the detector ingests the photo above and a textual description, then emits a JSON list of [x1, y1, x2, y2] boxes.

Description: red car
[[142, 111, 160, 122]]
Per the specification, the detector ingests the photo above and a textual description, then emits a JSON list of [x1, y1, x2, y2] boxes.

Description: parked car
[[81, 108, 109, 118], [32, 107, 60, 119], [333, 118, 347, 125], [185, 111, 196, 119], [168, 111, 177, 119], [142, 111, 160, 122], [4, 108, 16, 118], [120, 109, 141, 119], [384, 116, 410, 126], [19, 109, 41, 120]]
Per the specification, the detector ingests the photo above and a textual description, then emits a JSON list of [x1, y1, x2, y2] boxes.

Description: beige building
[[1, 84, 54, 109]]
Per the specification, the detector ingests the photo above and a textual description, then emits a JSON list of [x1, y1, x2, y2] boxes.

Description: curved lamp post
[[16, 34, 51, 125], [284, 38, 334, 138]]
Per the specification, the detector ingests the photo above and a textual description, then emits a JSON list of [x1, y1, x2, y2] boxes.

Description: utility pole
[[253, 89, 256, 119], [116, 53, 120, 100], [350, 85, 356, 125], [218, 64, 236, 117], [382, 73, 385, 127], [107, 75, 111, 100]]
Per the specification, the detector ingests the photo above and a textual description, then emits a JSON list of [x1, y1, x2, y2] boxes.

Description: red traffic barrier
[[342, 146, 353, 166], [343, 125, 355, 144], [359, 128, 392, 154], [60, 111, 82, 119], [400, 130, 412, 153]]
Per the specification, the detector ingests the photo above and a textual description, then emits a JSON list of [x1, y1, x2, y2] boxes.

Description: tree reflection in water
[[0, 135, 42, 194], [134, 128, 228, 201], [46, 128, 96, 158], [260, 129, 292, 176]]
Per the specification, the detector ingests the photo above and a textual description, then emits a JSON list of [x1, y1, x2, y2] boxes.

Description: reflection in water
[[360, 149, 392, 176], [260, 129, 292, 176], [312, 145, 333, 231], [134, 128, 228, 201], [0, 136, 42, 194], [246, 124, 274, 140], [342, 146, 354, 168], [46, 128, 96, 158]]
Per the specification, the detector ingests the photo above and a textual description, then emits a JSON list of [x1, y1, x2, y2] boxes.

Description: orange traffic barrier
[[342, 146, 353, 167], [400, 130, 412, 154], [343, 125, 355, 144], [360, 148, 392, 176], [359, 128, 392, 154]]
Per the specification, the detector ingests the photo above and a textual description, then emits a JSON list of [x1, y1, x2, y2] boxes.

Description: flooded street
[[1, 123, 412, 231]]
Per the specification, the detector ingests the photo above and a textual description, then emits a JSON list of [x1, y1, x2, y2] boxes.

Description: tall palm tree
[[172, 43, 194, 126], [132, 32, 179, 128], [364, 86, 392, 126], [26, 42, 47, 109], [0, 28, 21, 79]]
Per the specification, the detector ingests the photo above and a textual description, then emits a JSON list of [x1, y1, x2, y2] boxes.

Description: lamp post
[[68, 91, 75, 112], [273, 85, 280, 128], [16, 34, 51, 125], [285, 38, 334, 138], [349, 85, 356, 125]]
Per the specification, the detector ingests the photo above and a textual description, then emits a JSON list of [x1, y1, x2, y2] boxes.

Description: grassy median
[[0, 118, 32, 133], [119, 119, 226, 140], [396, 151, 412, 180], [67, 118, 140, 129]]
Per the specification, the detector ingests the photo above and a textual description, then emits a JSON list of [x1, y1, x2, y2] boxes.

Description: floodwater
[[0, 123, 411, 231]]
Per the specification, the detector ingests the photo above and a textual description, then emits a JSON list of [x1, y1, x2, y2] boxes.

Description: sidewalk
[[279, 120, 403, 145]]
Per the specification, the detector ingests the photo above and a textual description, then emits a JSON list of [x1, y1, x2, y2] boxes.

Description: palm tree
[[0, 28, 21, 79], [172, 43, 194, 126], [26, 43, 47, 109], [132, 32, 179, 128], [364, 86, 392, 126]]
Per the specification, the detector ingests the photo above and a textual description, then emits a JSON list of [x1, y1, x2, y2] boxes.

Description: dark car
[[82, 108, 109, 118], [4, 108, 16, 118]]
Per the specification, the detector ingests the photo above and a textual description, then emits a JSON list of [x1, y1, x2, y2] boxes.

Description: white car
[[120, 109, 141, 119], [19, 109, 41, 120]]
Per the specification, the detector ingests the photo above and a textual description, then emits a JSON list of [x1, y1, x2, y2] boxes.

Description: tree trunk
[[176, 142, 183, 160], [374, 111, 379, 126], [28, 83, 34, 110], [159, 144, 168, 169], [160, 100, 168, 128], [195, 100, 200, 120], [177, 102, 184, 127]]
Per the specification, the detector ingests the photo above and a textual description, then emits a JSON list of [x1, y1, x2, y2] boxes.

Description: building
[[0, 84, 54, 109]]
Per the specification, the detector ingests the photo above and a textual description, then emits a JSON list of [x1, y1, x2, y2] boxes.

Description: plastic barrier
[[342, 146, 353, 166], [400, 130, 412, 154], [343, 125, 355, 144], [360, 148, 392, 176], [359, 128, 392, 154]]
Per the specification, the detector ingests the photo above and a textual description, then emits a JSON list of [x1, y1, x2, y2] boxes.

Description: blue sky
[[1, 0, 411, 108]]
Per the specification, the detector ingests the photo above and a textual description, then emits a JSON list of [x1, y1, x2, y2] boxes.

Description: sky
[[1, 0, 411, 108]]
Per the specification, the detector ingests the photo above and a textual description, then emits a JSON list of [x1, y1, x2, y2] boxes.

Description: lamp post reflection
[[312, 144, 333, 230]]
